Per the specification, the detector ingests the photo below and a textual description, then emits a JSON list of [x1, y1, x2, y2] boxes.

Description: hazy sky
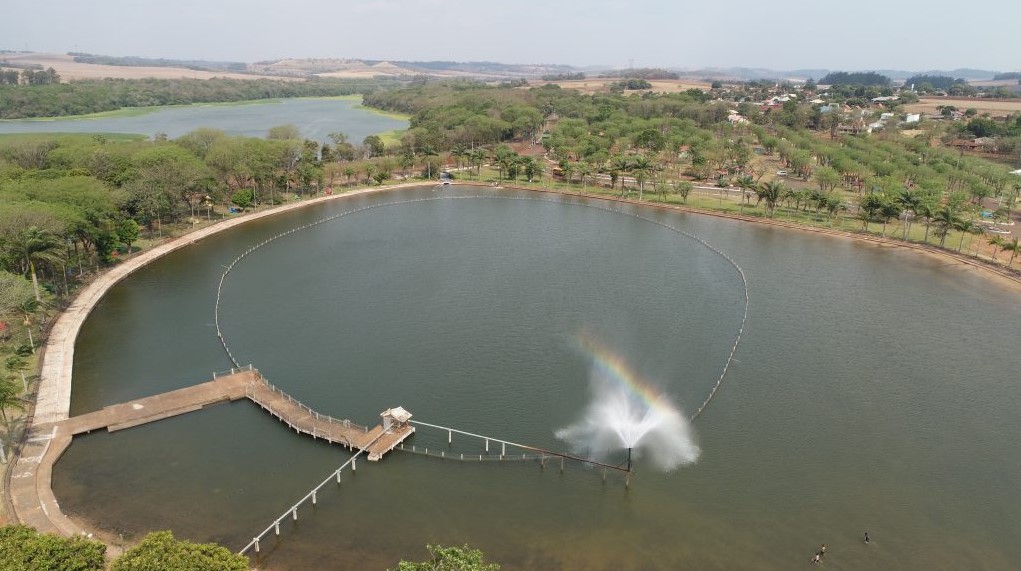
[[5, 0, 1019, 72]]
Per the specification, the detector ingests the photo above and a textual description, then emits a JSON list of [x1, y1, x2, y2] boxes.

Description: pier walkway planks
[[10, 369, 412, 537]]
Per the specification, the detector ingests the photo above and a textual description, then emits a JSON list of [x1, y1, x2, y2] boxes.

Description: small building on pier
[[381, 406, 412, 431]]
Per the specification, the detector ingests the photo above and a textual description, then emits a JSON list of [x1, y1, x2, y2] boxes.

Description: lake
[[53, 185, 1021, 570], [0, 97, 407, 143]]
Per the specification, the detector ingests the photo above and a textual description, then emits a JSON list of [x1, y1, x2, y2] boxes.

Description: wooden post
[[275, 522, 280, 535], [292, 508, 298, 521], [448, 430, 452, 444], [336, 470, 342, 484], [312, 491, 317, 505], [254, 539, 260, 553], [352, 457, 356, 471], [485, 439, 489, 453], [501, 442, 506, 457]]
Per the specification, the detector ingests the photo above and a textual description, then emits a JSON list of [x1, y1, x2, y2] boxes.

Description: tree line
[[0, 77, 397, 119], [818, 71, 892, 86], [0, 67, 60, 86]]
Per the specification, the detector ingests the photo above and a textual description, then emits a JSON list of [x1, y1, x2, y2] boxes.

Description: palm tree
[[735, 175, 755, 208], [630, 155, 653, 200], [420, 145, 439, 180], [1002, 237, 1020, 268], [953, 219, 978, 252], [0, 378, 26, 423], [915, 202, 936, 244], [896, 189, 922, 239], [523, 157, 543, 182], [755, 181, 785, 217], [576, 162, 593, 189], [450, 144, 468, 171], [3, 226, 64, 302], [988, 235, 1007, 260], [493, 146, 517, 182], [560, 160, 575, 185], [931, 207, 961, 248], [880, 202, 903, 237], [611, 154, 631, 197], [469, 148, 488, 178]]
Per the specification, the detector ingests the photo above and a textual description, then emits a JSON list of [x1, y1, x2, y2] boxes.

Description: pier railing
[[244, 378, 369, 446], [237, 428, 387, 556], [408, 420, 631, 475]]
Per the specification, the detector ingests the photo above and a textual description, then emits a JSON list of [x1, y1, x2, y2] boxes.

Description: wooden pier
[[9, 367, 414, 537]]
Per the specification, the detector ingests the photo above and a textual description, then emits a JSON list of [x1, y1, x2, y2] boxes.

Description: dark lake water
[[0, 97, 406, 143], [54, 185, 1021, 570]]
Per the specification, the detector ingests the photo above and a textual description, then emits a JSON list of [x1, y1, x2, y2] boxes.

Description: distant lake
[[0, 97, 407, 143]]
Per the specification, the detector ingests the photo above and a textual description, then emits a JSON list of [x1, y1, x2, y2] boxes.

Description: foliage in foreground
[[110, 531, 248, 571], [0, 526, 248, 571], [0, 525, 106, 571], [392, 544, 500, 571]]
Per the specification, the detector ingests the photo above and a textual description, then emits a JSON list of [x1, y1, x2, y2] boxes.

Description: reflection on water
[[55, 186, 1021, 570]]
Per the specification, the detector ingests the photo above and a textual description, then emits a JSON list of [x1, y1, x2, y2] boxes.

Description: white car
[[776, 170, 788, 176], [987, 226, 1011, 235]]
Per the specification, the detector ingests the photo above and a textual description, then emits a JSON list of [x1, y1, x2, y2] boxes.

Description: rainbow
[[573, 331, 679, 415]]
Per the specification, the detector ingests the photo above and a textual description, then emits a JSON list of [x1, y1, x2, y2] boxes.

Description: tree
[[1002, 237, 1020, 268], [896, 190, 922, 239], [363, 135, 385, 158], [391, 544, 499, 571], [858, 193, 887, 232], [735, 175, 756, 207], [630, 154, 653, 200], [111, 531, 247, 571], [814, 166, 841, 193], [230, 189, 255, 210], [267, 124, 301, 140], [675, 180, 693, 203], [0, 525, 105, 571], [988, 235, 1007, 260], [879, 200, 903, 237], [0, 271, 36, 318], [755, 181, 786, 216], [931, 206, 961, 248], [2, 226, 64, 302], [953, 219, 978, 252], [127, 145, 209, 231], [493, 146, 517, 182], [610, 154, 631, 196], [0, 378, 25, 423], [116, 219, 140, 254]]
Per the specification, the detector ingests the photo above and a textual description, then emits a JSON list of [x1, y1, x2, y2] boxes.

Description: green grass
[[377, 129, 407, 146], [354, 104, 411, 122]]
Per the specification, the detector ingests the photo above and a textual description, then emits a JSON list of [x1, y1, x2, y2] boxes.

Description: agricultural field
[[0, 52, 291, 81], [532, 78, 711, 94], [904, 96, 1021, 117]]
